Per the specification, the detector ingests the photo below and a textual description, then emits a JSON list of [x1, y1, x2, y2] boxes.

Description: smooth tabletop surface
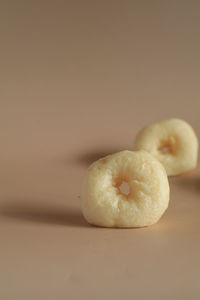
[[1, 1, 200, 299]]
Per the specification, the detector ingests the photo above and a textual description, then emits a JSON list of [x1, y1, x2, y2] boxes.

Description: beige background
[[0, 1, 200, 299]]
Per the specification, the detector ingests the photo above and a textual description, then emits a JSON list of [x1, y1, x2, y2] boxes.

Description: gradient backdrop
[[1, 1, 200, 299]]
